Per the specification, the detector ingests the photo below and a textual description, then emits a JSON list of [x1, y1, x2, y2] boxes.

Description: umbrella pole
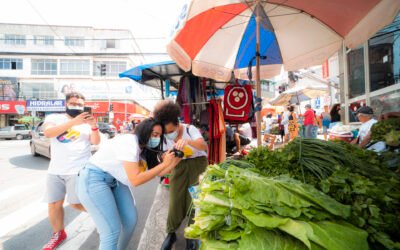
[[255, 1, 262, 147], [296, 93, 301, 114]]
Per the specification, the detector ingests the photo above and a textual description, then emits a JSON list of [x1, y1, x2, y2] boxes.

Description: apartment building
[[0, 23, 158, 127]]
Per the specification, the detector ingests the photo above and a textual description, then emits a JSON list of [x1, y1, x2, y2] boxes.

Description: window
[[369, 15, 400, 92], [65, 37, 84, 47], [34, 36, 54, 46], [31, 59, 57, 75], [370, 89, 400, 115], [93, 61, 127, 76], [0, 58, 23, 70], [347, 45, 365, 98], [60, 59, 90, 75], [4, 34, 26, 45], [14, 125, 27, 130], [19, 82, 57, 99], [106, 39, 116, 49]]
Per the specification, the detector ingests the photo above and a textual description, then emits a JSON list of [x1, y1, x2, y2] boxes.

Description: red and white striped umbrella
[[168, 0, 399, 82], [167, 0, 399, 145]]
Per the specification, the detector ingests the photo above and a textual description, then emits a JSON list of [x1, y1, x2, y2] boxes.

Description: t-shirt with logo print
[[44, 114, 92, 175]]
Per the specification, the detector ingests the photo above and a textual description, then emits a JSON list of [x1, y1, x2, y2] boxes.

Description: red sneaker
[[42, 229, 67, 250]]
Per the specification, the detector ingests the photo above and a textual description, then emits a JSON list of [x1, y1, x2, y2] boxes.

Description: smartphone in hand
[[84, 106, 92, 114]]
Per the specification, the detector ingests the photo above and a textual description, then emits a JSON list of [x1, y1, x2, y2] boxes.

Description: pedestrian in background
[[287, 106, 298, 142], [263, 113, 275, 149], [153, 100, 208, 250], [77, 118, 181, 250], [303, 104, 316, 139], [320, 105, 331, 141], [277, 112, 285, 143], [42, 92, 101, 250], [330, 104, 341, 129], [281, 106, 290, 142]]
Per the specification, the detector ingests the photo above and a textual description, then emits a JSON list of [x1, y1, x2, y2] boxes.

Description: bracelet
[[91, 127, 99, 131]]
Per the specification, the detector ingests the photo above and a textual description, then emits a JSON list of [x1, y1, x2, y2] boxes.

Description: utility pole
[[100, 63, 112, 123]]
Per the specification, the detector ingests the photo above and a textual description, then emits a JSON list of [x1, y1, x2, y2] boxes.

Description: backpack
[[223, 84, 254, 124]]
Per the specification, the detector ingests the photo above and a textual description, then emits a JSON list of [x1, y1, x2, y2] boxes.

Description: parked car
[[30, 122, 101, 158], [98, 122, 116, 138], [0, 124, 31, 140]]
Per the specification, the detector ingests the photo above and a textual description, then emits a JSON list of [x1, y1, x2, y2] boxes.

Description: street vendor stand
[[120, 61, 229, 164]]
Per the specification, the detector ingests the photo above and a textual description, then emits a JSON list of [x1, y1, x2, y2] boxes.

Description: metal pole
[[106, 81, 111, 122], [255, 1, 262, 147], [342, 41, 349, 124]]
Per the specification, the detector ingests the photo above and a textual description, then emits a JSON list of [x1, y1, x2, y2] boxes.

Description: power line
[[0, 37, 167, 41], [25, 0, 78, 55]]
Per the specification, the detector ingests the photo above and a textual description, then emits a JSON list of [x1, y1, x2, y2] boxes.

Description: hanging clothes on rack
[[208, 98, 226, 164], [176, 75, 208, 125], [176, 76, 191, 124]]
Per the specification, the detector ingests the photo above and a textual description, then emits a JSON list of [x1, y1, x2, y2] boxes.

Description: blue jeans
[[304, 125, 316, 139], [77, 163, 137, 250]]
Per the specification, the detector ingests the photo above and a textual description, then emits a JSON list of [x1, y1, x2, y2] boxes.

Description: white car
[[0, 124, 31, 140]]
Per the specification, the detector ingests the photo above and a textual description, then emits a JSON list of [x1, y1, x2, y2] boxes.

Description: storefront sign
[[26, 100, 65, 112], [0, 101, 26, 114]]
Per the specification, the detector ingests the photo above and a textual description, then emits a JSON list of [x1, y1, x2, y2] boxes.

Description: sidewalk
[[137, 185, 187, 250]]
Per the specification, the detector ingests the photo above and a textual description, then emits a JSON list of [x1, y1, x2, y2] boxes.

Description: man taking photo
[[42, 92, 101, 250]]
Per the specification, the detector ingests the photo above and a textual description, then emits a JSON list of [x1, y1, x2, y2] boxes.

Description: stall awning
[[119, 61, 184, 91]]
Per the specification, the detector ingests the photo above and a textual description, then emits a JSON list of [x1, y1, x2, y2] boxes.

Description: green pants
[[166, 156, 208, 233]]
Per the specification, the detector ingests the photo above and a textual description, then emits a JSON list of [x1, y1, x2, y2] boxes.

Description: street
[[0, 139, 159, 250]]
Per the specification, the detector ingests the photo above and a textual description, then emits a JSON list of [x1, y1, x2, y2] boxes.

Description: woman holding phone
[[77, 118, 181, 250]]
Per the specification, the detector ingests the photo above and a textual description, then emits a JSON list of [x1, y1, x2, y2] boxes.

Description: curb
[[137, 185, 169, 250]]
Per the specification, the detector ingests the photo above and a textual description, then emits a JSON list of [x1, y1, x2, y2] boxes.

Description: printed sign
[[27, 100, 65, 112], [0, 101, 26, 114], [0, 77, 18, 101]]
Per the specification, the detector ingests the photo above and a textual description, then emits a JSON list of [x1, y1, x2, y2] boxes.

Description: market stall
[[120, 61, 231, 164], [185, 135, 400, 249]]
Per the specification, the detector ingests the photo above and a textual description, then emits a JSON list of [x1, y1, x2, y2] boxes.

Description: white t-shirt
[[44, 114, 92, 175], [239, 123, 253, 139], [163, 124, 207, 159], [90, 134, 142, 186], [358, 118, 377, 143], [263, 116, 273, 131]]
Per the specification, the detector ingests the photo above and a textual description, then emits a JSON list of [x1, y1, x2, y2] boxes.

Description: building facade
[[340, 14, 400, 123], [0, 23, 158, 128]]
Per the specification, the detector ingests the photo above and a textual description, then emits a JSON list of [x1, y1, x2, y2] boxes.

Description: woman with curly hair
[[153, 100, 208, 250]]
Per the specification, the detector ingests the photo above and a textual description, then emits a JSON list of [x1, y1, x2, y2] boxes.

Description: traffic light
[[109, 104, 113, 112], [100, 64, 106, 76]]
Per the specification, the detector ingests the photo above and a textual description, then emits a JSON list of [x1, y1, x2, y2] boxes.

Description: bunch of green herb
[[186, 164, 369, 250], [371, 118, 400, 146], [243, 139, 400, 249]]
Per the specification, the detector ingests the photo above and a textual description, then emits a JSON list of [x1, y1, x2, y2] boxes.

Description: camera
[[172, 148, 184, 158]]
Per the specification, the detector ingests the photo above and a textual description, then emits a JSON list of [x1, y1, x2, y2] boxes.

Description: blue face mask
[[165, 130, 178, 140], [147, 137, 161, 148]]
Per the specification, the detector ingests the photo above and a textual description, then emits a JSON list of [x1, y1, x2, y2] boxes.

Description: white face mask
[[165, 129, 178, 140]]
